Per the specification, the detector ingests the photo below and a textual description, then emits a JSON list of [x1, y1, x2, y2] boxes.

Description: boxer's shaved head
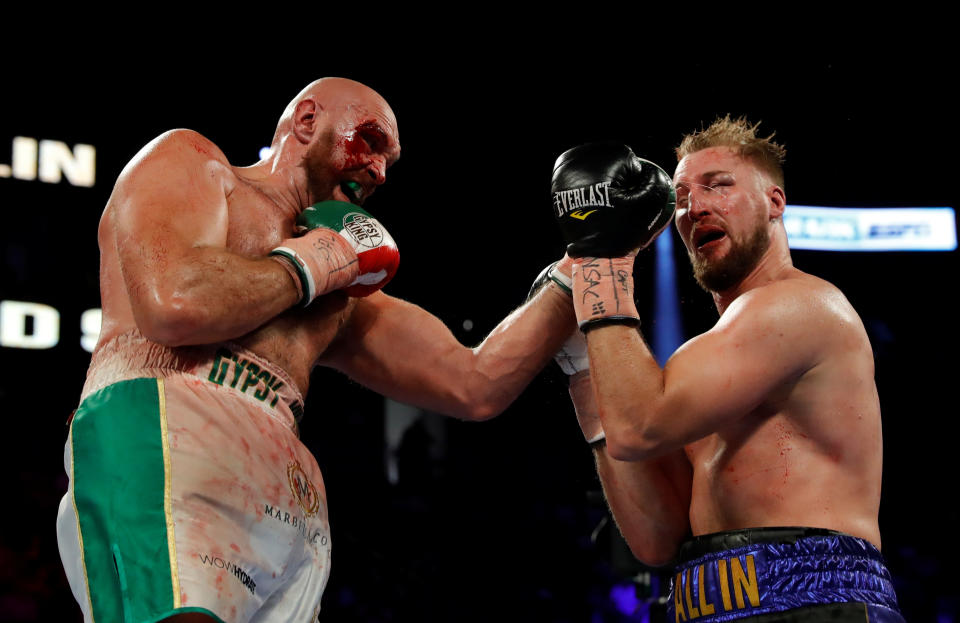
[[267, 77, 401, 207], [272, 77, 398, 149]]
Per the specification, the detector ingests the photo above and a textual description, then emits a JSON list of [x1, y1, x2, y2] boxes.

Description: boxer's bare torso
[[681, 271, 882, 547], [96, 130, 353, 395], [590, 268, 884, 565]]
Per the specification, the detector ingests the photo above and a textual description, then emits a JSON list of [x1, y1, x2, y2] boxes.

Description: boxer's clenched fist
[[551, 143, 675, 331], [271, 200, 400, 305], [552, 142, 676, 258]]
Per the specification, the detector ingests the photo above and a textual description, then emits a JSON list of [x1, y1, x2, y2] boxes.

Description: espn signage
[[0, 137, 96, 186], [784, 206, 957, 251]]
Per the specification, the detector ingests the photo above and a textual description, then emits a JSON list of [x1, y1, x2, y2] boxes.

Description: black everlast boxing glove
[[551, 143, 676, 331], [552, 142, 676, 258]]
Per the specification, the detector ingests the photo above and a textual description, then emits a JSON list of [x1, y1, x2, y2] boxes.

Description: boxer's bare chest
[[684, 413, 792, 530], [223, 182, 292, 256], [225, 179, 355, 393], [686, 413, 792, 483]]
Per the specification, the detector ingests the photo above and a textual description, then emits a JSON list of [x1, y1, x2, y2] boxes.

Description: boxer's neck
[[234, 141, 310, 218], [712, 232, 795, 315]]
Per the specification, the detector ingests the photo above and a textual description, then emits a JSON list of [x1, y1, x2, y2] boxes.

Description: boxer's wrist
[[569, 370, 606, 445], [572, 256, 640, 331], [270, 254, 305, 305], [293, 201, 400, 300], [528, 258, 574, 301], [548, 255, 574, 295], [270, 228, 360, 306], [555, 327, 589, 376]]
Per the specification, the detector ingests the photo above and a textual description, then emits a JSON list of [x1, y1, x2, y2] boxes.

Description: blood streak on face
[[337, 132, 366, 171], [337, 121, 388, 171]]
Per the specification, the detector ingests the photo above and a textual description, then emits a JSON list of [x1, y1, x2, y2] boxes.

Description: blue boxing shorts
[[667, 527, 905, 622]]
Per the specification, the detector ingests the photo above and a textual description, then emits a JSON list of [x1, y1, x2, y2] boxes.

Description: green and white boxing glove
[[271, 200, 400, 305]]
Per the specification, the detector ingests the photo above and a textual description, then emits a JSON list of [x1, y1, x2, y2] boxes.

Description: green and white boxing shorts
[[57, 332, 330, 623]]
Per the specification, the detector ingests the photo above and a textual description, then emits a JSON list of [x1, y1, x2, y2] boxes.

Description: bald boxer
[[57, 78, 576, 623], [553, 121, 904, 621]]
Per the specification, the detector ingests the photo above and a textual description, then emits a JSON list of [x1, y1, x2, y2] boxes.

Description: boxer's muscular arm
[[569, 371, 692, 565], [318, 285, 577, 421], [591, 279, 823, 461], [113, 131, 298, 346], [595, 448, 692, 565]]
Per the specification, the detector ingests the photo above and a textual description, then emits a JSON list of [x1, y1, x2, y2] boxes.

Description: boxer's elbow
[[137, 314, 204, 347], [446, 392, 503, 422], [603, 410, 667, 462], [133, 292, 214, 347], [441, 360, 515, 422], [627, 539, 680, 568], [452, 405, 500, 422], [605, 434, 655, 462], [616, 518, 685, 568], [411, 375, 503, 422]]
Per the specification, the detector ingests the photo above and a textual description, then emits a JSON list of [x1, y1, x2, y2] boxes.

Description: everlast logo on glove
[[342, 213, 384, 248], [551, 142, 676, 258], [553, 182, 613, 219]]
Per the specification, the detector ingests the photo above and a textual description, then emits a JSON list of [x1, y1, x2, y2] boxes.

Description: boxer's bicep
[[660, 285, 821, 438], [106, 132, 293, 345], [113, 133, 230, 306], [322, 293, 482, 418], [327, 287, 575, 420]]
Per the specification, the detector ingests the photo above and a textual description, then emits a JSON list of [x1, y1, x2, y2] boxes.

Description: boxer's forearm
[[458, 283, 577, 418], [569, 372, 691, 565], [322, 285, 576, 420], [594, 447, 692, 567], [401, 282, 575, 420], [586, 325, 669, 460], [130, 250, 300, 346]]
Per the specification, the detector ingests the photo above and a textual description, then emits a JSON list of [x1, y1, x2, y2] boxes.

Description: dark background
[[2, 47, 957, 621]]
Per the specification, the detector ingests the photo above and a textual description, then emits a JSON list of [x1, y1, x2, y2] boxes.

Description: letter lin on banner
[[0, 137, 96, 187]]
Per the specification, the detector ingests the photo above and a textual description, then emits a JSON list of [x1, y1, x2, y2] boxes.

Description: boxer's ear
[[292, 99, 322, 144], [767, 185, 786, 220]]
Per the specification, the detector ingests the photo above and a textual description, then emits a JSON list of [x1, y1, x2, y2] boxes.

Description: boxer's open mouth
[[694, 227, 726, 250], [340, 181, 365, 206]]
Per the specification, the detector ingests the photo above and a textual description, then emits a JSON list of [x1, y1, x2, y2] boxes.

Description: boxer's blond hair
[[676, 115, 786, 188]]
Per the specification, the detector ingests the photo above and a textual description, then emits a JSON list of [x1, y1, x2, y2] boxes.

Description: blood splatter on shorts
[[57, 335, 330, 623]]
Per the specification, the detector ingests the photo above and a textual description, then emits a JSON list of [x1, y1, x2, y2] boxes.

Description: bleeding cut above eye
[[357, 122, 387, 151]]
